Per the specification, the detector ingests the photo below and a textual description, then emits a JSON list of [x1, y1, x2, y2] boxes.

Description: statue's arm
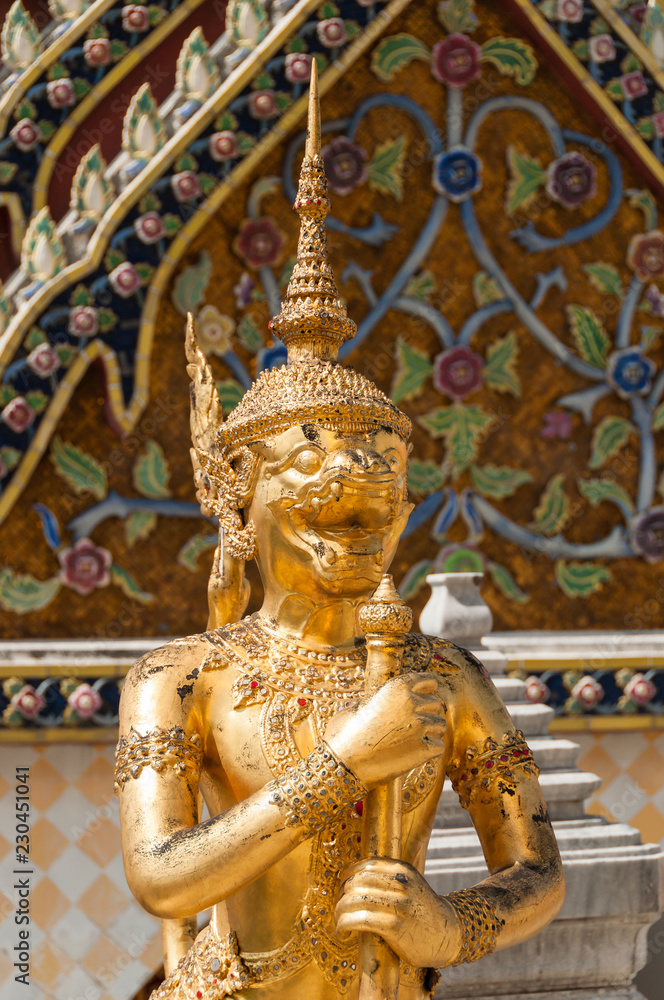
[[442, 653, 565, 956], [335, 649, 564, 969], [117, 643, 365, 920]]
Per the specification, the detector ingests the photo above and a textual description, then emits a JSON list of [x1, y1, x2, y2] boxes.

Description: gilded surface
[[117, 65, 565, 1000]]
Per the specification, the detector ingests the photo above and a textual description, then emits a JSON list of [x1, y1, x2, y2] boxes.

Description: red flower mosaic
[[621, 71, 648, 100], [541, 410, 572, 440], [524, 676, 550, 705], [433, 345, 483, 398], [627, 230, 664, 281], [432, 34, 482, 89], [557, 0, 583, 22], [134, 211, 166, 245], [68, 683, 103, 719], [209, 130, 239, 162], [1, 397, 35, 434], [588, 34, 616, 64], [317, 17, 347, 48], [171, 171, 201, 203], [10, 118, 42, 152], [12, 685, 45, 721], [623, 673, 656, 707], [285, 53, 312, 83], [109, 262, 142, 298], [59, 538, 112, 596], [27, 343, 60, 378], [83, 38, 111, 67], [570, 675, 604, 710], [68, 305, 98, 337], [233, 217, 285, 270], [322, 137, 368, 196], [122, 4, 150, 32], [47, 78, 76, 109], [248, 90, 279, 120]]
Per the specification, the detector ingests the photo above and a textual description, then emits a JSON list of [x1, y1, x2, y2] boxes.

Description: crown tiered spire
[[269, 61, 356, 362]]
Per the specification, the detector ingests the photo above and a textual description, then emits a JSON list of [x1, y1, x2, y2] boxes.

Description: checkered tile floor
[[575, 730, 664, 847], [0, 745, 161, 1000]]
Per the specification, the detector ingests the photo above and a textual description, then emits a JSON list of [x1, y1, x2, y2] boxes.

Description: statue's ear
[[206, 533, 251, 630], [184, 314, 256, 563]]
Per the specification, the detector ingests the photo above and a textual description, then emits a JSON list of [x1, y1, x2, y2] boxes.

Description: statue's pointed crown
[[218, 63, 411, 454], [268, 60, 356, 362]]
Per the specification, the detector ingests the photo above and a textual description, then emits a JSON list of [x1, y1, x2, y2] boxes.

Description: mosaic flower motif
[[431, 33, 482, 89], [606, 346, 655, 398], [556, 0, 584, 22], [46, 78, 76, 109], [68, 305, 98, 338], [122, 4, 150, 32], [322, 137, 368, 196], [209, 130, 239, 162], [59, 538, 112, 595], [652, 111, 664, 139], [546, 152, 597, 210], [83, 37, 111, 67], [1, 397, 35, 434], [644, 283, 664, 315], [10, 118, 42, 152], [171, 171, 201, 203], [627, 230, 664, 281], [27, 343, 60, 378], [248, 90, 279, 120], [134, 211, 166, 245], [317, 17, 347, 48], [588, 34, 616, 63], [68, 682, 102, 719], [630, 507, 664, 563], [621, 71, 648, 100], [524, 675, 550, 705], [432, 147, 482, 202], [435, 544, 485, 573], [623, 672, 656, 706], [11, 685, 45, 721], [570, 675, 604, 710], [541, 410, 573, 440], [433, 345, 484, 399], [285, 52, 312, 83], [233, 272, 255, 308], [233, 217, 285, 270], [196, 305, 235, 356], [109, 262, 142, 298]]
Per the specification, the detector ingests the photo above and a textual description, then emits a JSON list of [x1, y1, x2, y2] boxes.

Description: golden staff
[[358, 574, 413, 1000]]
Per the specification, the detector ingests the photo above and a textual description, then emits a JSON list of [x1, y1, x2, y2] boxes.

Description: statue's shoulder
[[125, 633, 212, 693], [404, 632, 491, 680]]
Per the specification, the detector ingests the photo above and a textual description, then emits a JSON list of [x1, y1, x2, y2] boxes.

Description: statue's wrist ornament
[[267, 741, 366, 834], [447, 730, 538, 810], [114, 726, 203, 793], [447, 887, 501, 965]]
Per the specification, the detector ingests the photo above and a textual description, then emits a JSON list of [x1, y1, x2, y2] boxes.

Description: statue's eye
[[292, 450, 322, 475]]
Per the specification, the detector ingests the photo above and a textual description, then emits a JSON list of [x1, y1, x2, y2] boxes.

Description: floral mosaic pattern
[[1, 674, 122, 728], [514, 665, 664, 717], [0, 0, 180, 220]]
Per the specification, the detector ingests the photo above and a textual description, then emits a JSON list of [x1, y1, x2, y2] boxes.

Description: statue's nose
[[327, 449, 387, 476]]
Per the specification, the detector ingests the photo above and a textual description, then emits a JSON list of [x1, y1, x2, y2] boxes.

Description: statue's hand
[[335, 858, 460, 968], [324, 671, 446, 788]]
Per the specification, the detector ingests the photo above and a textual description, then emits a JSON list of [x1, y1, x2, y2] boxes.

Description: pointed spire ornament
[[269, 62, 356, 363]]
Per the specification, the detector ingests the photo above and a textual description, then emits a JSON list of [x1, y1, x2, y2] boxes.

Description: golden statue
[[116, 65, 564, 1000]]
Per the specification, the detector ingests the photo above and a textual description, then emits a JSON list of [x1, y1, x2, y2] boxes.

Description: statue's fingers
[[407, 671, 439, 693]]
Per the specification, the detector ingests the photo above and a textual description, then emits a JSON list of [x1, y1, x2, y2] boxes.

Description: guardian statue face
[[246, 425, 411, 600]]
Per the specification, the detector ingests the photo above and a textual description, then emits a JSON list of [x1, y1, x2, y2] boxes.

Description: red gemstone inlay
[[513, 750, 521, 757], [485, 760, 494, 768], [355, 800, 363, 816], [197, 992, 202, 998], [501, 755, 508, 761], [297, 698, 307, 706], [471, 768, 478, 775], [250, 681, 258, 689], [461, 774, 468, 781], [433, 653, 442, 661]]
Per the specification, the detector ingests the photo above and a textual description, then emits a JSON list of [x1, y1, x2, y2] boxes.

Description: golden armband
[[114, 726, 203, 793], [267, 742, 366, 834], [447, 730, 539, 810], [447, 887, 501, 965]]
